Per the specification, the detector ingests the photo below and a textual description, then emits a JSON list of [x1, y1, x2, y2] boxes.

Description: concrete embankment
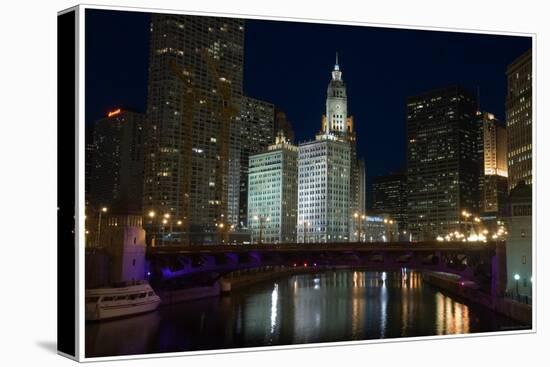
[[422, 272, 532, 325], [157, 283, 221, 305], [156, 266, 324, 305], [219, 266, 323, 293]]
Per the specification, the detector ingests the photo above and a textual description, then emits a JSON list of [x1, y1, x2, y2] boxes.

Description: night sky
[[85, 9, 531, 204]]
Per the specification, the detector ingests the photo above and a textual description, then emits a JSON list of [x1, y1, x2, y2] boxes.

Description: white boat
[[85, 281, 161, 321]]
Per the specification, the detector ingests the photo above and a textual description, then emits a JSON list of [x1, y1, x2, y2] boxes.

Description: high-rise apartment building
[[89, 109, 144, 211], [506, 49, 532, 191], [142, 14, 244, 244], [237, 96, 275, 228], [372, 172, 407, 231], [406, 86, 479, 240], [248, 132, 298, 243]]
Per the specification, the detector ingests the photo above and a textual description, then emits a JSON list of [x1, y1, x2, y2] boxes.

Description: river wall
[[422, 271, 532, 325]]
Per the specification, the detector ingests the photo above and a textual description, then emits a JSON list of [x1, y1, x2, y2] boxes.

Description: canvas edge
[[65, 2, 537, 363]]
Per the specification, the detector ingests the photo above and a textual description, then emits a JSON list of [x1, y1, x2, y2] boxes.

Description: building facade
[[142, 14, 244, 244], [477, 111, 508, 216], [298, 135, 350, 243], [372, 172, 407, 231], [89, 109, 144, 211], [504, 181, 532, 300], [248, 132, 298, 243], [318, 55, 361, 240], [361, 215, 399, 243], [406, 86, 480, 240], [237, 96, 275, 228], [506, 49, 532, 191]]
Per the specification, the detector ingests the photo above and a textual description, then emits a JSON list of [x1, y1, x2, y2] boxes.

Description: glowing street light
[[514, 273, 521, 299], [96, 206, 108, 247]]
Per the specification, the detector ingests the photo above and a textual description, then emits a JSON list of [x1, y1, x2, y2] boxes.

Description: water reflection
[[86, 270, 525, 358]]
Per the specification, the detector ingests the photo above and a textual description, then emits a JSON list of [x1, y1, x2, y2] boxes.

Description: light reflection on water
[[86, 270, 525, 358]]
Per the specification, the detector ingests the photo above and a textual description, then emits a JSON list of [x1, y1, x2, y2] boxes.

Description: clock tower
[[325, 53, 350, 136]]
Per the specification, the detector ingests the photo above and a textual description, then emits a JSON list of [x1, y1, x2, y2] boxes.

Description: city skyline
[[77, 7, 533, 359], [85, 9, 531, 192]]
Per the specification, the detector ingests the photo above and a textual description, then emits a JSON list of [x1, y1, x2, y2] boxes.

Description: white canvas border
[[69, 3, 537, 362]]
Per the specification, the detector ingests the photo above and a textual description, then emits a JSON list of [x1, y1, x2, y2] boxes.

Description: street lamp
[[353, 212, 361, 242], [360, 214, 365, 243], [514, 273, 520, 299], [96, 206, 108, 247]]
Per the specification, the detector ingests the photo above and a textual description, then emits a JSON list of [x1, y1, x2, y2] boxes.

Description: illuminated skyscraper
[[506, 49, 532, 191], [406, 86, 479, 240], [298, 136, 350, 243], [248, 132, 298, 243], [477, 111, 508, 215], [298, 56, 352, 243], [142, 14, 244, 244]]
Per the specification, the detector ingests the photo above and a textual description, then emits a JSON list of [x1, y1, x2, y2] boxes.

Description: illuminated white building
[[248, 132, 298, 243], [298, 56, 352, 243]]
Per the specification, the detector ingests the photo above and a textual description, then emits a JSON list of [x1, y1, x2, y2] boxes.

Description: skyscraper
[[357, 159, 366, 214], [248, 131, 298, 243], [372, 172, 407, 231], [477, 111, 508, 215], [298, 136, 350, 243], [89, 109, 144, 211], [142, 14, 244, 244], [406, 86, 479, 240], [297, 56, 352, 243], [506, 49, 532, 191], [237, 96, 275, 228], [318, 54, 361, 239]]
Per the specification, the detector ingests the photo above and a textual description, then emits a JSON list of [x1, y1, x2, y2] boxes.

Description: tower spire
[[335, 52, 339, 70]]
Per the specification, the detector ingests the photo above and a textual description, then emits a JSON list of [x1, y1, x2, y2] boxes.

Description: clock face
[[336, 104, 340, 109]]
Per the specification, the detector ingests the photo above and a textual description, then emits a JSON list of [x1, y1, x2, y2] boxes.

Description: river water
[[86, 270, 528, 357]]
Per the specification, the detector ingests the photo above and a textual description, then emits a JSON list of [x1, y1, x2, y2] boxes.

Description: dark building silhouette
[[89, 109, 144, 211], [372, 172, 407, 231], [406, 86, 480, 240], [274, 108, 295, 144]]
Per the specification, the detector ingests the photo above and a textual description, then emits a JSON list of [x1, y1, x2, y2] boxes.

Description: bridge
[[146, 241, 507, 296]]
